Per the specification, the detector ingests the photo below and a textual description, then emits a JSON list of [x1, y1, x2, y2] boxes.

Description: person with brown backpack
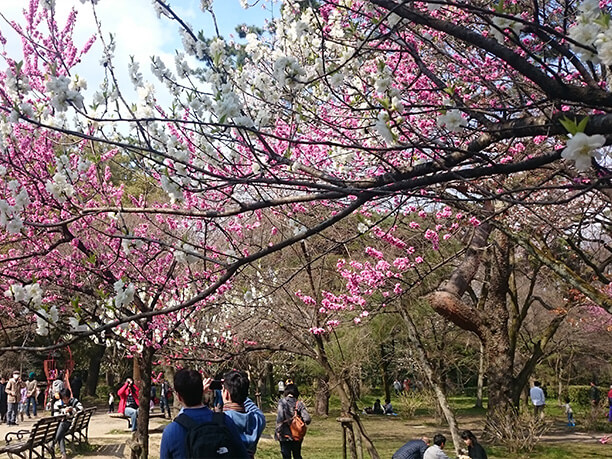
[[275, 383, 311, 459]]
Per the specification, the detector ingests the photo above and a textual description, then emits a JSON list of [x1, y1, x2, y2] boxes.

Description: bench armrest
[[5, 430, 29, 443]]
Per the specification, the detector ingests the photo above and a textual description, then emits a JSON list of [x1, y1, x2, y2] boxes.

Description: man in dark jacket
[[392, 436, 430, 459], [0, 376, 7, 422], [590, 381, 601, 407]]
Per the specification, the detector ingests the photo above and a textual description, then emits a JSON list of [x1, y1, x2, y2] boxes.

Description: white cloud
[[2, 1, 182, 106], [1, 1, 276, 108]]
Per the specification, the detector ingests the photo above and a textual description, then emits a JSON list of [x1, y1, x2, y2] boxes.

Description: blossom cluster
[[568, 0, 612, 64], [0, 178, 30, 234]]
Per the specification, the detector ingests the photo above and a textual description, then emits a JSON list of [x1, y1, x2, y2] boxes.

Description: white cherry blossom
[[561, 132, 606, 171]]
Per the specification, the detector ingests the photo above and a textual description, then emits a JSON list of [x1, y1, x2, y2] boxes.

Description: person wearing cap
[[25, 372, 38, 418], [5, 371, 25, 425]]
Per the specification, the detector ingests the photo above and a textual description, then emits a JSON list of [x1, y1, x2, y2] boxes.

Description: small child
[[18, 385, 27, 422], [564, 396, 575, 427], [108, 392, 115, 413]]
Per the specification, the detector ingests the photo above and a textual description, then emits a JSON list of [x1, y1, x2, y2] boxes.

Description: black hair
[[461, 430, 478, 443], [433, 433, 446, 446], [223, 370, 249, 405], [174, 368, 203, 407], [284, 383, 300, 398], [564, 396, 571, 404], [534, 381, 541, 387], [59, 388, 72, 400]]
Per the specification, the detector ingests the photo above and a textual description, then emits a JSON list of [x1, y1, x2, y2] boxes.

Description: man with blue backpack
[[160, 368, 248, 459]]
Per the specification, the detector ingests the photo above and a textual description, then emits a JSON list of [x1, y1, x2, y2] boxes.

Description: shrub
[[485, 407, 549, 454], [566, 385, 594, 407], [397, 390, 438, 418]]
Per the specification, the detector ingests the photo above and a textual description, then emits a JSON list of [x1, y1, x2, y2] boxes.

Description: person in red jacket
[[607, 385, 612, 422], [118, 378, 139, 432]]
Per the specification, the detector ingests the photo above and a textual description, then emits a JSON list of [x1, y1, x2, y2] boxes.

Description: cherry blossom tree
[[2, 0, 612, 456]]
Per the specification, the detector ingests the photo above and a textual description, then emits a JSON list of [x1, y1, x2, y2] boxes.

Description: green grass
[[86, 394, 612, 458], [250, 395, 612, 459]]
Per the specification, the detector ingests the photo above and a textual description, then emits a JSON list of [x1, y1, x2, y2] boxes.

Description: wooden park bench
[[65, 407, 96, 446], [0, 415, 65, 459], [108, 409, 166, 429], [108, 411, 133, 429]]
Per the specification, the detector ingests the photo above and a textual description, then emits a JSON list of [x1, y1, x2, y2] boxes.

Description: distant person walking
[[529, 381, 546, 419], [70, 373, 83, 400], [108, 391, 115, 413], [277, 380, 285, 398], [0, 376, 7, 422], [275, 383, 311, 459], [159, 375, 172, 418], [564, 396, 575, 427], [5, 371, 24, 425], [393, 379, 402, 395], [608, 385, 612, 422], [25, 372, 38, 418], [590, 381, 601, 407]]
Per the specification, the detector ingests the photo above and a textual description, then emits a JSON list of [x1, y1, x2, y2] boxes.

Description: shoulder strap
[[175, 413, 199, 430], [212, 411, 225, 427], [176, 412, 226, 430]]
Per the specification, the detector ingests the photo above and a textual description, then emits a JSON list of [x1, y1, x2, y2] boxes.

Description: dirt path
[[0, 407, 169, 459]]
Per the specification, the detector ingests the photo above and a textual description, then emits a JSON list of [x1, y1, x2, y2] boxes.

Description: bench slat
[[0, 415, 65, 459]]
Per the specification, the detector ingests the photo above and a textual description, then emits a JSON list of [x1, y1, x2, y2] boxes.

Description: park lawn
[[255, 412, 608, 458], [252, 395, 612, 459]]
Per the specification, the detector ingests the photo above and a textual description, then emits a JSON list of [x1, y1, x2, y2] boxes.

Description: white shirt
[[530, 386, 545, 406], [423, 444, 451, 459]]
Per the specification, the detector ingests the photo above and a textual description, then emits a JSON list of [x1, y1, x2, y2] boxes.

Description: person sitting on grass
[[423, 433, 452, 459], [383, 398, 395, 415], [460, 430, 487, 459]]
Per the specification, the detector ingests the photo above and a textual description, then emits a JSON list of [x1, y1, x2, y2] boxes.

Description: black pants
[[280, 440, 303, 459]]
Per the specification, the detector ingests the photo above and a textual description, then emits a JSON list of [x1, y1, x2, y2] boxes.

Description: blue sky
[[196, 1, 278, 39], [1, 1, 279, 103]]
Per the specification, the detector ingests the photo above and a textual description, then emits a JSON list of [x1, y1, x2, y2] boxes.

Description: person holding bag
[[275, 384, 311, 459]]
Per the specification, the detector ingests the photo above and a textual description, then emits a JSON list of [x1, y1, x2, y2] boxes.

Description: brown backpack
[[289, 401, 307, 441]]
